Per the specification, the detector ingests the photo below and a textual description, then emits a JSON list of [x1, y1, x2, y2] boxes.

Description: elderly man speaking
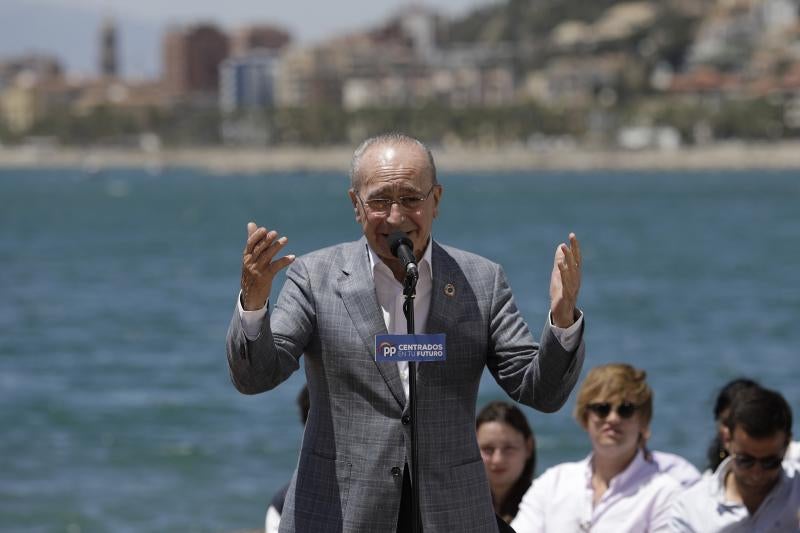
[[226, 133, 586, 533]]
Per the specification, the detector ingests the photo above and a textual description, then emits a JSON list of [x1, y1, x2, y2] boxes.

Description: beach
[[2, 140, 800, 173]]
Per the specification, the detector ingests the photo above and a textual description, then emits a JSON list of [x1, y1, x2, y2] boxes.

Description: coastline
[[2, 141, 800, 173]]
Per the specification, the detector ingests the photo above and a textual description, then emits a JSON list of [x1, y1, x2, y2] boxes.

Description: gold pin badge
[[444, 283, 456, 297]]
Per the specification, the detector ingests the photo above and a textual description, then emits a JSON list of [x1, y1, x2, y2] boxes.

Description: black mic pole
[[402, 270, 422, 533]]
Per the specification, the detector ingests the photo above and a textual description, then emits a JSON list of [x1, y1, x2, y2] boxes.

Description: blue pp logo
[[375, 334, 446, 362], [378, 341, 397, 358]]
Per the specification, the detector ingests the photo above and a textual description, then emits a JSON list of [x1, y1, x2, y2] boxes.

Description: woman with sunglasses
[[511, 364, 680, 533]]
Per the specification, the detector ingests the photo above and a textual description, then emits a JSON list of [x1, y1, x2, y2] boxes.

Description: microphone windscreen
[[387, 231, 413, 258]]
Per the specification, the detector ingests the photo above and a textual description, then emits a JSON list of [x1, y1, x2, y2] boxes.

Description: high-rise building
[[100, 17, 118, 77], [162, 24, 229, 99], [219, 51, 280, 112], [230, 25, 291, 56]]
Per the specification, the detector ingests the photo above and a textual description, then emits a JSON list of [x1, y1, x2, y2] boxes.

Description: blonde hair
[[573, 363, 653, 429]]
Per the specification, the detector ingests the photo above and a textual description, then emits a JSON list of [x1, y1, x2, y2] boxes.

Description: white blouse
[[511, 450, 680, 533]]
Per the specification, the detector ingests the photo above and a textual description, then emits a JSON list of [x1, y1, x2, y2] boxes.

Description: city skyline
[[0, 0, 495, 77]]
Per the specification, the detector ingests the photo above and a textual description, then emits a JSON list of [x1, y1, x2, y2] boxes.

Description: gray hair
[[349, 132, 437, 191]]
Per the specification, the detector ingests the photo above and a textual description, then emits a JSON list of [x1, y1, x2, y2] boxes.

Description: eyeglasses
[[586, 401, 638, 420], [357, 184, 436, 215], [731, 452, 784, 470]]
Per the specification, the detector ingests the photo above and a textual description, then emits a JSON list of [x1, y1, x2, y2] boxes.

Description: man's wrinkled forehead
[[358, 142, 432, 186]]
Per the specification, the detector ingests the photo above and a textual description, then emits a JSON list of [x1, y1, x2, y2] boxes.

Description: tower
[[100, 17, 118, 77]]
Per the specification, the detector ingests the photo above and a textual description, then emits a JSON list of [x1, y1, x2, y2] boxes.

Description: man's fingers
[[569, 233, 581, 267], [251, 232, 281, 261], [268, 255, 296, 275], [554, 243, 575, 272], [253, 235, 289, 265], [246, 228, 276, 256], [562, 244, 576, 270], [244, 222, 259, 253], [244, 226, 267, 255]]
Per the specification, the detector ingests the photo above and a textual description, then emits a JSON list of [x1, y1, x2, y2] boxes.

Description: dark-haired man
[[668, 386, 800, 532]]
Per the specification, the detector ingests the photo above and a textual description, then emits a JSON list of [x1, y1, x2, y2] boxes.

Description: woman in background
[[704, 378, 760, 473], [511, 364, 680, 533], [476, 401, 536, 524]]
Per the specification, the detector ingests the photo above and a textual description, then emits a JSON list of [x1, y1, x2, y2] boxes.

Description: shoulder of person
[[784, 460, 800, 482], [649, 466, 683, 497], [673, 471, 714, 506], [534, 459, 587, 487], [650, 450, 693, 467], [291, 240, 362, 269], [650, 450, 701, 487], [436, 241, 501, 271], [786, 440, 800, 463]]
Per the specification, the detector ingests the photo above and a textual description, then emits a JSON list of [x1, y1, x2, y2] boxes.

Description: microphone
[[387, 231, 418, 281]]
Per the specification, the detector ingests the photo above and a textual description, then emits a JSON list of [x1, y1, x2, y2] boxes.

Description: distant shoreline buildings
[[1, 0, 800, 147]]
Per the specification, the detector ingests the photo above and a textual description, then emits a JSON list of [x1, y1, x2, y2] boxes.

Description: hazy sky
[[38, 0, 497, 42], [0, 0, 497, 76]]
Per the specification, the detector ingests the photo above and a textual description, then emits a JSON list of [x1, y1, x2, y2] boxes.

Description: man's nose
[[385, 202, 405, 224]]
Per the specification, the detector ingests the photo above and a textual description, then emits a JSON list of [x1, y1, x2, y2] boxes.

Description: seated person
[[477, 401, 536, 523], [511, 363, 680, 533], [704, 378, 760, 474], [668, 385, 799, 532]]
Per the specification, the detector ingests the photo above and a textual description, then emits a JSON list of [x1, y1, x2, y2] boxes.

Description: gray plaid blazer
[[226, 238, 585, 533]]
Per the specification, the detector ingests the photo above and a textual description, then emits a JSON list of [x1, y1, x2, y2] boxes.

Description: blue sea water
[[0, 167, 798, 532]]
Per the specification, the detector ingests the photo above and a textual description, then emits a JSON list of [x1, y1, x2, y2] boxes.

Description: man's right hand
[[240, 222, 295, 311]]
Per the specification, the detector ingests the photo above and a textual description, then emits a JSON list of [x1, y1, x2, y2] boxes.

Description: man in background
[[669, 385, 799, 532]]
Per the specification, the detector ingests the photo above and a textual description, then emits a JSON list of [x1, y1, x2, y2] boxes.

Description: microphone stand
[[402, 270, 422, 533]]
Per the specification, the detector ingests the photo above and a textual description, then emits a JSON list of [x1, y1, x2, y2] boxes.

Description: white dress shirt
[[669, 457, 800, 532], [237, 239, 584, 401], [511, 449, 681, 533], [650, 450, 701, 487], [787, 441, 800, 464], [264, 505, 280, 533]]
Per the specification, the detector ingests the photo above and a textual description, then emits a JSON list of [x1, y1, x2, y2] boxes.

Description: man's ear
[[432, 184, 442, 219], [348, 190, 363, 223]]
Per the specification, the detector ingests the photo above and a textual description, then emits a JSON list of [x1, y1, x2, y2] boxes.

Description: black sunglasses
[[586, 401, 638, 419], [731, 452, 784, 470]]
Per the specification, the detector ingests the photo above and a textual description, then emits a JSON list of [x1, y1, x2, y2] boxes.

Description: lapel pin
[[444, 283, 456, 297]]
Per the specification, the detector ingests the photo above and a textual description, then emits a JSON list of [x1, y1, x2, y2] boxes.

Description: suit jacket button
[[391, 466, 402, 477], [401, 415, 411, 425]]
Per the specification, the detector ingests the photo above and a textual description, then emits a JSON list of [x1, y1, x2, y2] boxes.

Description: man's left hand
[[549, 233, 581, 328]]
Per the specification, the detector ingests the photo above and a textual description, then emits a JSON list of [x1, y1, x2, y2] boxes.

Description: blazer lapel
[[339, 238, 406, 408], [424, 241, 460, 353]]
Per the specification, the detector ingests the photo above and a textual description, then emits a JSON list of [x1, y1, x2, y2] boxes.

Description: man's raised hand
[[240, 222, 295, 311], [549, 233, 582, 328]]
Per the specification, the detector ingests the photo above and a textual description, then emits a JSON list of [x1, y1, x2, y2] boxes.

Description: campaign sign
[[375, 334, 447, 362]]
